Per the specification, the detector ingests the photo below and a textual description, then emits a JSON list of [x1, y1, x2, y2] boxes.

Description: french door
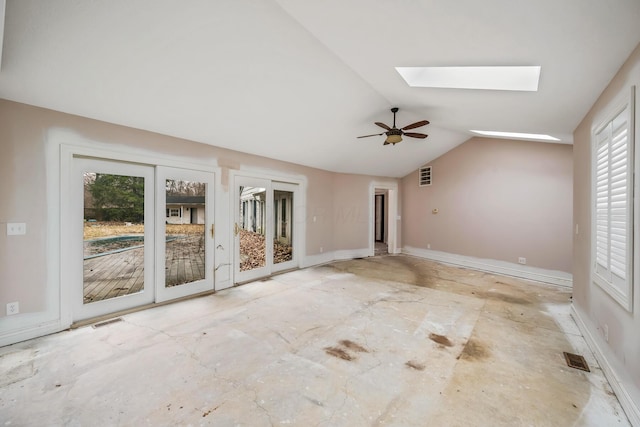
[[234, 177, 297, 283], [72, 158, 214, 321]]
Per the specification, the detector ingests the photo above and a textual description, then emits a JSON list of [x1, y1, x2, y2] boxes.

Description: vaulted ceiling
[[1, 0, 640, 177]]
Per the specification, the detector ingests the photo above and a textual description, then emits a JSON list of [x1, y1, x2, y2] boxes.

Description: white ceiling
[[1, 0, 640, 178]]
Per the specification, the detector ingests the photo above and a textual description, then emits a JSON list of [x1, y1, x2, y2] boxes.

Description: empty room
[[1, 1, 639, 425]]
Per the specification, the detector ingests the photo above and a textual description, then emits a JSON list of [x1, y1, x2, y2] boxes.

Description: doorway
[[234, 176, 298, 283], [375, 193, 385, 242], [370, 182, 398, 256], [71, 158, 215, 322], [374, 191, 388, 255]]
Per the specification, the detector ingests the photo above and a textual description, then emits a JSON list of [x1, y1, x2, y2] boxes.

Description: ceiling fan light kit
[[358, 107, 429, 146], [385, 133, 403, 145]]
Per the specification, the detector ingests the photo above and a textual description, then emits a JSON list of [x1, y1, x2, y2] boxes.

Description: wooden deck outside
[[83, 235, 205, 303]]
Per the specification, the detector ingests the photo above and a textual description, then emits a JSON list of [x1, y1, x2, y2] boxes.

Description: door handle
[[234, 223, 240, 236], [210, 224, 215, 239]]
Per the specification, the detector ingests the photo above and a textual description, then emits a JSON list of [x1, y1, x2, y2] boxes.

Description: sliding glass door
[[71, 158, 215, 322], [234, 177, 298, 283], [156, 167, 214, 302], [73, 158, 155, 321]]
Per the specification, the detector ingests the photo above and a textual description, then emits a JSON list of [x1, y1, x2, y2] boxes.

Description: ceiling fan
[[358, 107, 429, 145]]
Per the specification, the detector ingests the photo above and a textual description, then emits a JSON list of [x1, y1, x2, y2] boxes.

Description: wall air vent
[[419, 166, 432, 187]]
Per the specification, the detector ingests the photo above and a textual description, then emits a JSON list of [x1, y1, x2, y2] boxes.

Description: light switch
[[7, 223, 26, 236]]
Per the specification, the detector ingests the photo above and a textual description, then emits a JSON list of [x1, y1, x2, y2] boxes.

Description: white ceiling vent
[[419, 166, 432, 187]]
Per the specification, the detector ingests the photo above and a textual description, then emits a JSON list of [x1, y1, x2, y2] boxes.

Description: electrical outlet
[[518, 257, 526, 265], [427, 243, 431, 249], [7, 223, 27, 236], [6, 302, 19, 316], [320, 247, 323, 253], [604, 324, 609, 342]]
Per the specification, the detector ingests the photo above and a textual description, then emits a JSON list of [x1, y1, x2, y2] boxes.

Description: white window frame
[[591, 86, 635, 312]]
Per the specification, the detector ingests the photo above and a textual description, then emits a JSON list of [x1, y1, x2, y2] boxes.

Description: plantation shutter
[[593, 103, 632, 303], [595, 126, 609, 275]]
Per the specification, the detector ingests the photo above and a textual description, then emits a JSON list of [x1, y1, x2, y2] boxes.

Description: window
[[167, 208, 180, 217], [419, 166, 432, 186], [592, 87, 635, 311]]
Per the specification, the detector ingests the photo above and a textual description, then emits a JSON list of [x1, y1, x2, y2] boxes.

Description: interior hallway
[[0, 256, 628, 426]]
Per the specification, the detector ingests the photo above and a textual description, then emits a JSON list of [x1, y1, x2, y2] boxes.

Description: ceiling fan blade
[[375, 122, 392, 131], [404, 132, 428, 139], [357, 132, 385, 138], [402, 120, 430, 130]]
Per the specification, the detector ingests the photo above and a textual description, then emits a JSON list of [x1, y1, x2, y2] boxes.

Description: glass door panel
[[273, 189, 293, 266], [235, 177, 271, 283], [165, 179, 206, 287], [272, 182, 297, 273], [240, 187, 267, 271], [83, 173, 146, 303], [74, 158, 155, 321], [156, 167, 214, 302]]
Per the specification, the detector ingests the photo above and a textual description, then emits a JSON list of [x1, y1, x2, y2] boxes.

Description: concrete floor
[[0, 255, 630, 426]]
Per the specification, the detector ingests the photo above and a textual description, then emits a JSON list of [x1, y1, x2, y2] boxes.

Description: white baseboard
[[301, 251, 335, 268], [334, 248, 371, 260], [0, 318, 64, 348], [301, 248, 373, 269], [571, 305, 640, 426], [402, 246, 573, 287]]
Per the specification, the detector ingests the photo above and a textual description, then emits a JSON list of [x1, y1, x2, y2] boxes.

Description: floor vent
[[563, 352, 590, 372], [92, 318, 124, 329]]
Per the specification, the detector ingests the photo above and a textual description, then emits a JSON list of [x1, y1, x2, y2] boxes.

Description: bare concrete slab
[[0, 256, 629, 426]]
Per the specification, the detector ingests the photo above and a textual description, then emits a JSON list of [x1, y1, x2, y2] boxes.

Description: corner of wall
[[571, 304, 640, 426]]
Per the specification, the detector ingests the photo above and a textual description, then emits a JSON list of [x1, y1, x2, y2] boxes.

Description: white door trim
[[59, 139, 220, 326], [370, 181, 399, 255]]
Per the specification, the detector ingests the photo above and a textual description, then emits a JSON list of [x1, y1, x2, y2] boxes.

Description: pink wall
[[0, 102, 49, 313], [0, 100, 395, 322], [401, 137, 573, 273], [332, 173, 375, 251], [573, 42, 640, 408]]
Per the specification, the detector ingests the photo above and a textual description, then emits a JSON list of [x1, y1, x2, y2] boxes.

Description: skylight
[[470, 130, 560, 141], [395, 66, 541, 91]]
